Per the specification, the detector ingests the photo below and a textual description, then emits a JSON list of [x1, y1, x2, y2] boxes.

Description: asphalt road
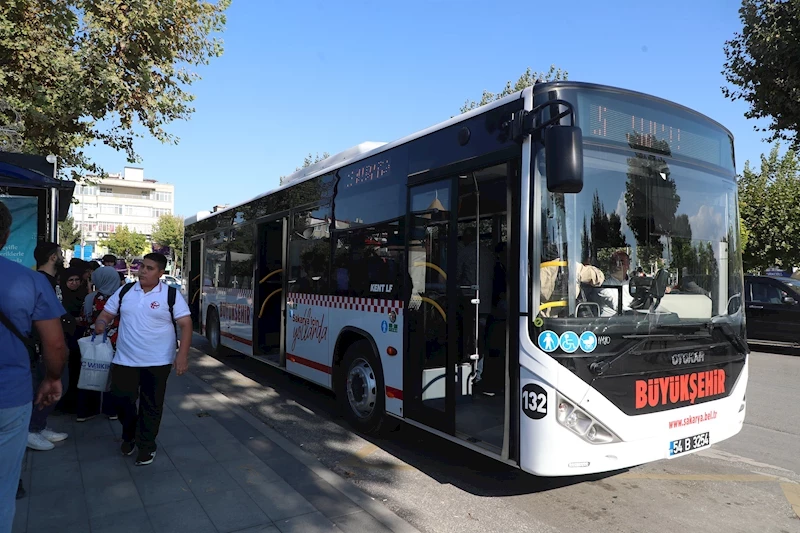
[[189, 338, 800, 533]]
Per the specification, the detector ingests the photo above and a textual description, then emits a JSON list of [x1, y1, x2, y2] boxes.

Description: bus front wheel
[[206, 308, 221, 356], [337, 340, 387, 434]]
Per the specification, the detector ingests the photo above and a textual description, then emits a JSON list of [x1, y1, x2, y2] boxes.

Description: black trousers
[[111, 363, 171, 453]]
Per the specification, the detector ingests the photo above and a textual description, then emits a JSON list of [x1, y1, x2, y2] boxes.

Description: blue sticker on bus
[[579, 331, 597, 353], [559, 331, 580, 354], [538, 330, 559, 352], [381, 320, 388, 333]]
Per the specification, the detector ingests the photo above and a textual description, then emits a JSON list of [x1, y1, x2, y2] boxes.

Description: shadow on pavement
[[189, 335, 626, 500]]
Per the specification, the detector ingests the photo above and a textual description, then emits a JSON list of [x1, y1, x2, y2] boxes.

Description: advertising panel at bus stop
[[0, 195, 38, 268]]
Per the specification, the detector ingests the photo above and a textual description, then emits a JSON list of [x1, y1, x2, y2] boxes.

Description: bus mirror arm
[[507, 100, 584, 194]]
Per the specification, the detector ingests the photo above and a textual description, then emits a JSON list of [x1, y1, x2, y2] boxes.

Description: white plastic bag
[[77, 333, 114, 392]]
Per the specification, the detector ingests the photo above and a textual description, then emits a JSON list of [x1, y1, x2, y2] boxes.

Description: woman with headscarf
[[76, 266, 122, 421], [55, 267, 88, 414]]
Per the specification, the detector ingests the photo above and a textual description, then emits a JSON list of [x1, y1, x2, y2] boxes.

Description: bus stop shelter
[[0, 151, 75, 269]]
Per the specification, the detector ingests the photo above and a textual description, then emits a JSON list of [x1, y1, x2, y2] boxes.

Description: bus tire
[[206, 307, 221, 356], [337, 340, 387, 435]]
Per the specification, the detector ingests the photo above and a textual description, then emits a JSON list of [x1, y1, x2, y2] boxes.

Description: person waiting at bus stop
[[27, 242, 72, 451], [77, 266, 123, 422], [0, 201, 67, 530]]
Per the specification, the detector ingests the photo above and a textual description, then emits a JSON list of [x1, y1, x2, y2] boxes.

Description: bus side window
[[288, 222, 330, 295], [333, 221, 404, 300]]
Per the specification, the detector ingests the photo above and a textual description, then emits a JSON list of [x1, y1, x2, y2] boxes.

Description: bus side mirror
[[545, 126, 584, 194]]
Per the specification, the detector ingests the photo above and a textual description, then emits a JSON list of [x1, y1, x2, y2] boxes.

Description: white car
[[161, 274, 181, 288]]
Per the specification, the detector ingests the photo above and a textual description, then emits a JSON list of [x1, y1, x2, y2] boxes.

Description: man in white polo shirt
[[94, 252, 192, 466]]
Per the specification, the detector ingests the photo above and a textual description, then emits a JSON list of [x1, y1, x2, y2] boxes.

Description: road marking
[[780, 483, 800, 518], [616, 472, 778, 482]]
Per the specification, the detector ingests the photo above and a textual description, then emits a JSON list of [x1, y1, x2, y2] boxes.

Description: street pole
[[80, 183, 85, 260], [46, 154, 58, 243]]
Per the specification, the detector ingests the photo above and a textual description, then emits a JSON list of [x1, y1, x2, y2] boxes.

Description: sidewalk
[[13, 366, 422, 533]]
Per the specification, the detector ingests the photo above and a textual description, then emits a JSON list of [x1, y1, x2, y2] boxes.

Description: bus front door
[[254, 217, 287, 365], [405, 162, 512, 454]]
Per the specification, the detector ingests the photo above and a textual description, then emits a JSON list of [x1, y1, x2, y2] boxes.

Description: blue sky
[[85, 0, 772, 218]]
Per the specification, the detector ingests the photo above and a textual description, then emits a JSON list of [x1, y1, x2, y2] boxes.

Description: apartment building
[[73, 166, 175, 257]]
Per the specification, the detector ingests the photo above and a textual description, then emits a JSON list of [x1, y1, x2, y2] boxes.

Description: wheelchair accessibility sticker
[[559, 331, 580, 353]]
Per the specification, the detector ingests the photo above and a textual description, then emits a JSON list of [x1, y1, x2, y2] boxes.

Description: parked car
[[160, 274, 181, 290], [744, 275, 800, 345]]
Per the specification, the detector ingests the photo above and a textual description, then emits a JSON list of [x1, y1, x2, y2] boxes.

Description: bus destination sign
[[341, 157, 392, 189], [577, 91, 734, 172]]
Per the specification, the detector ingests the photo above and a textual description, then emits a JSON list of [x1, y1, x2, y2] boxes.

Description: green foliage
[[279, 151, 331, 185], [298, 152, 331, 171], [723, 0, 800, 147], [625, 133, 680, 267], [101, 225, 148, 274], [0, 0, 230, 179], [592, 191, 627, 261], [460, 65, 568, 114], [738, 143, 800, 271], [151, 213, 185, 268], [58, 215, 81, 247]]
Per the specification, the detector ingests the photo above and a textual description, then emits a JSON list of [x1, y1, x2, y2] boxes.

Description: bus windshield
[[531, 88, 745, 363]]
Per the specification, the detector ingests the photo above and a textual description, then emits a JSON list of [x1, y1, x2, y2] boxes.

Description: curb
[[183, 361, 423, 533]]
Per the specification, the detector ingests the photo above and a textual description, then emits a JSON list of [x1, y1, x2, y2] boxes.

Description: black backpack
[[118, 283, 178, 347]]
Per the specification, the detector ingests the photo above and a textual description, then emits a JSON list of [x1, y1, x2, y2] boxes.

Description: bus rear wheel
[[337, 340, 386, 434], [206, 307, 221, 356]]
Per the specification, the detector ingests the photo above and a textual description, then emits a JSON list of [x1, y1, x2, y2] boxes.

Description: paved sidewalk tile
[[90, 508, 155, 533], [195, 488, 270, 532], [146, 498, 217, 533], [131, 468, 194, 506], [332, 510, 397, 533], [273, 511, 338, 533]]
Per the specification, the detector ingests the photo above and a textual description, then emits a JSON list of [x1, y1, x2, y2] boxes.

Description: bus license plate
[[669, 432, 710, 457]]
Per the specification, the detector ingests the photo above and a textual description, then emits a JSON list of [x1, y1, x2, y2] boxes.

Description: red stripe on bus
[[221, 332, 253, 346], [385, 386, 403, 400], [286, 353, 332, 374]]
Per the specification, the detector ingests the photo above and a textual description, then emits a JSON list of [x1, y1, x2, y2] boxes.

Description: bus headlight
[[557, 394, 619, 445]]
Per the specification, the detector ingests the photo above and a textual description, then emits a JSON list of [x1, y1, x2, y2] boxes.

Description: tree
[[0, 98, 23, 153], [460, 65, 568, 114], [279, 152, 331, 185], [151, 214, 185, 273], [738, 143, 800, 271], [101, 226, 148, 276], [722, 0, 800, 148], [0, 0, 230, 180], [625, 133, 681, 268], [58, 215, 81, 248]]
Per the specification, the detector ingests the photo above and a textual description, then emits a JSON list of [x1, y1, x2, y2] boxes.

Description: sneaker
[[27, 432, 54, 451], [76, 415, 96, 423], [40, 427, 68, 442], [135, 450, 156, 466], [120, 441, 136, 456]]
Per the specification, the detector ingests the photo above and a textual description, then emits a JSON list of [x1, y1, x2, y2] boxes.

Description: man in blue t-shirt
[[0, 201, 67, 531]]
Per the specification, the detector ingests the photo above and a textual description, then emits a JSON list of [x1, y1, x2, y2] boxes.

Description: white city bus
[[183, 81, 748, 476]]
